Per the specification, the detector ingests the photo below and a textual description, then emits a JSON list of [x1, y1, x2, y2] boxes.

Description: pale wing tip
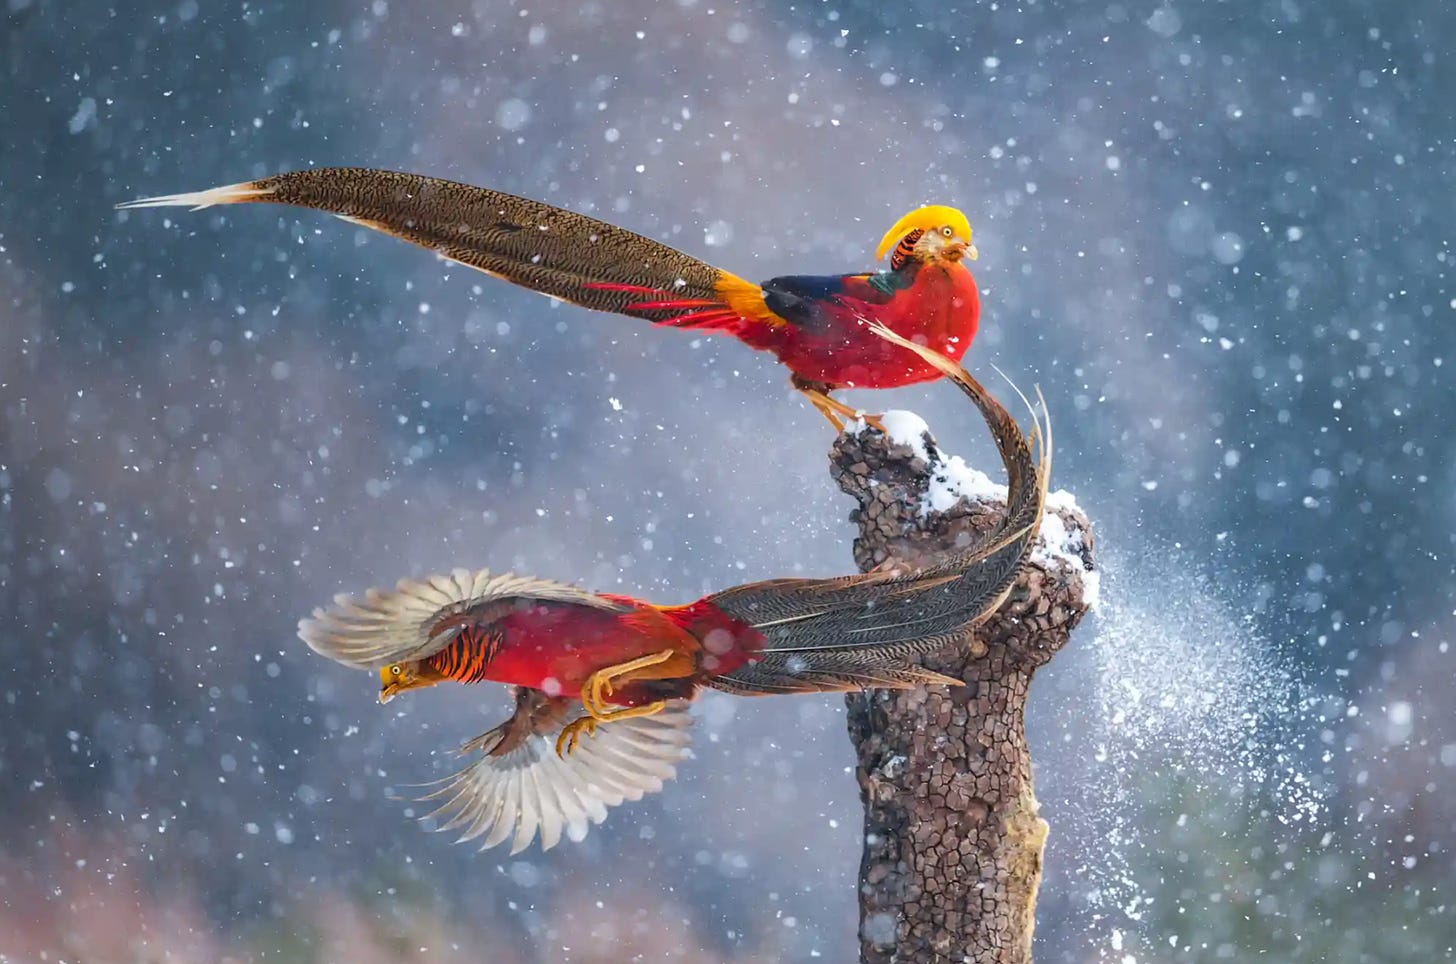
[[419, 702, 693, 853], [297, 570, 505, 670], [295, 617, 361, 666], [115, 181, 271, 212], [296, 616, 335, 656]]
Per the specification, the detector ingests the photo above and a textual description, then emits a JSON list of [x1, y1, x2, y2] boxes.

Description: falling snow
[[3, 0, 1451, 961]]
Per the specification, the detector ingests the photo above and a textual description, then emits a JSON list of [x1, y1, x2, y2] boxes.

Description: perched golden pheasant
[[119, 168, 980, 428], [298, 331, 1049, 852]]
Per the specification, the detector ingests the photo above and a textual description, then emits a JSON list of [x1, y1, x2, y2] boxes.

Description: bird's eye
[[390, 665, 401, 676], [942, 226, 954, 237]]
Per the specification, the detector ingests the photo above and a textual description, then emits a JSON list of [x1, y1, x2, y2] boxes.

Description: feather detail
[[707, 661, 960, 696], [711, 271, 785, 328], [115, 181, 275, 211], [889, 229, 924, 272], [577, 270, 782, 332], [297, 567, 625, 670], [119, 168, 756, 329], [419, 695, 692, 854], [427, 623, 506, 683]]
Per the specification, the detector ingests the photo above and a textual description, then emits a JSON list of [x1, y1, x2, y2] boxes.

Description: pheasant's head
[[379, 660, 446, 703], [875, 205, 976, 270]]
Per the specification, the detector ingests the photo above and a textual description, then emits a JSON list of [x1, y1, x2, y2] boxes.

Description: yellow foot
[[580, 649, 676, 719], [555, 716, 598, 758], [594, 701, 668, 726], [855, 412, 888, 434], [553, 701, 670, 758]]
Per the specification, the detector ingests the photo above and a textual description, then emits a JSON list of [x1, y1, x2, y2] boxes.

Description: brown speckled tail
[[252, 167, 726, 319]]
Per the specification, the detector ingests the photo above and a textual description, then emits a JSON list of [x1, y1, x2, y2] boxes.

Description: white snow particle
[[1211, 231, 1246, 265], [495, 98, 532, 132], [68, 97, 97, 134], [704, 220, 734, 247]]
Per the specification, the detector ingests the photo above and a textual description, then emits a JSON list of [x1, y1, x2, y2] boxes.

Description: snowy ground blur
[[3, 0, 1453, 960]]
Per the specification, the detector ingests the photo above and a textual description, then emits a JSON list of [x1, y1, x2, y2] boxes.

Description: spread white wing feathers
[[297, 567, 624, 669], [420, 698, 693, 854]]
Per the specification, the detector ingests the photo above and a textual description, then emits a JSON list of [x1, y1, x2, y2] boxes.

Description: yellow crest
[[874, 205, 974, 261]]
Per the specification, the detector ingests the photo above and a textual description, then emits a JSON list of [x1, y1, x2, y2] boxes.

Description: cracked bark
[[831, 423, 1096, 964]]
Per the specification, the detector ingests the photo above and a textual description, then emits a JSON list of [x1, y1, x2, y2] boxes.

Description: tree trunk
[[830, 423, 1096, 964]]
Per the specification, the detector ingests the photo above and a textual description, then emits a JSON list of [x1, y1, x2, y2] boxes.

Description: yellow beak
[[942, 239, 978, 263], [379, 666, 400, 704]]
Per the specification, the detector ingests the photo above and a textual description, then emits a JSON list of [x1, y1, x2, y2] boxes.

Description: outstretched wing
[[119, 167, 784, 333], [297, 566, 626, 670], [419, 689, 692, 854]]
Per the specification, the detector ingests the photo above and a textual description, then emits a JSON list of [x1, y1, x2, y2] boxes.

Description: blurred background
[[2, 0, 1453, 959]]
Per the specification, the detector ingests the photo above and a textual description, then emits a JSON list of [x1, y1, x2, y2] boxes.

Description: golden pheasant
[[118, 168, 980, 428], [298, 332, 1049, 852]]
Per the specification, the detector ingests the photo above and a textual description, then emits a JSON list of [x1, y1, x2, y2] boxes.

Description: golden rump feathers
[[874, 204, 975, 262]]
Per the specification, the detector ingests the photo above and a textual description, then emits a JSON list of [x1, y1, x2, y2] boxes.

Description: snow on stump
[[831, 412, 1096, 964]]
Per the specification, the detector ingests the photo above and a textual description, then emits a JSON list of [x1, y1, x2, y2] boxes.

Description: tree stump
[[831, 421, 1096, 964]]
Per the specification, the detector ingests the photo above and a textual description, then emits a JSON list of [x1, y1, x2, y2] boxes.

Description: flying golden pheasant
[[298, 331, 1049, 852], [119, 168, 980, 428]]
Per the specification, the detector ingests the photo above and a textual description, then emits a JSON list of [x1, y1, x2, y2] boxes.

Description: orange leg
[[555, 716, 597, 756], [792, 382, 886, 434], [582, 649, 678, 718], [552, 648, 691, 757]]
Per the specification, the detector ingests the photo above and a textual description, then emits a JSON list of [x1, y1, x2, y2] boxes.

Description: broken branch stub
[[831, 423, 1095, 964]]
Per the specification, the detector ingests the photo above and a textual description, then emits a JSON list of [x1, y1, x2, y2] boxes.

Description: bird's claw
[[591, 674, 615, 711], [579, 649, 675, 720], [854, 412, 888, 434], [555, 716, 598, 758], [798, 385, 884, 434], [581, 676, 611, 720]]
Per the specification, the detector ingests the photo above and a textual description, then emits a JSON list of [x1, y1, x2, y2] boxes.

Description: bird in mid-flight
[[298, 333, 1049, 853], [119, 167, 981, 429]]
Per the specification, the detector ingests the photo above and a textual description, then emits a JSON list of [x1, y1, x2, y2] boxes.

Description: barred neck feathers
[[426, 624, 507, 684], [890, 229, 925, 272]]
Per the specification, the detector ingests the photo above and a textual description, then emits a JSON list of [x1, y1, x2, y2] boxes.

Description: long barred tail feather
[[120, 167, 780, 331]]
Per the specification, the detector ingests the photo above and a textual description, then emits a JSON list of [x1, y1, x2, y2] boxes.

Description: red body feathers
[[424, 596, 767, 705]]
